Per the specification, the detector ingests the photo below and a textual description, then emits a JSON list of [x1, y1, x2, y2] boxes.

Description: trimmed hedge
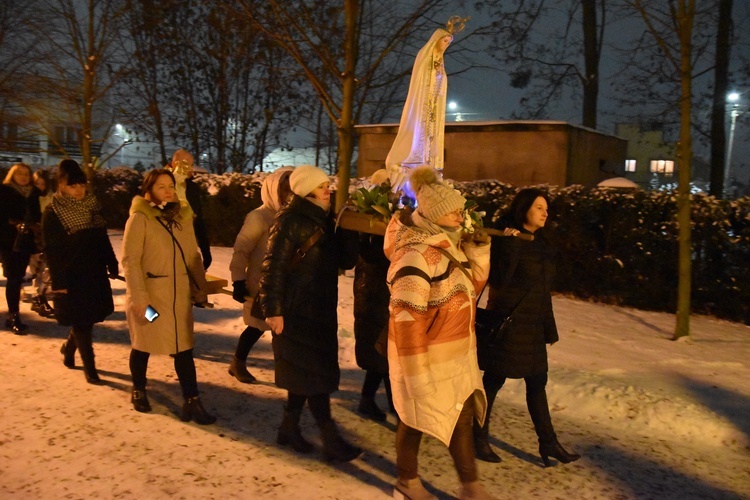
[[91, 170, 750, 324]]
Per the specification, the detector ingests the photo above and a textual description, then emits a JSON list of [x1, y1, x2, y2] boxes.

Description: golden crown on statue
[[445, 15, 470, 35]]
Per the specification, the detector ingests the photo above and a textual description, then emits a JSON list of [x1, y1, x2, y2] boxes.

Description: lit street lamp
[[725, 92, 741, 195]]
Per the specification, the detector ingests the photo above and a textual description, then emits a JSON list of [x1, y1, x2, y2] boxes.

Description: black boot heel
[[539, 440, 581, 467]]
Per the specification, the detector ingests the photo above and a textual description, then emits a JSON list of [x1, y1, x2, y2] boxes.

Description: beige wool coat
[[122, 197, 207, 355]]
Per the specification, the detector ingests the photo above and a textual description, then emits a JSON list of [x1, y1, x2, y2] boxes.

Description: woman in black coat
[[353, 232, 393, 420], [258, 165, 360, 463], [43, 160, 118, 384], [0, 163, 41, 334], [476, 188, 580, 467]]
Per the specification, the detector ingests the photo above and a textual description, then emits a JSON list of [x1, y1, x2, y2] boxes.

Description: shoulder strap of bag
[[435, 246, 472, 282], [437, 245, 531, 318], [156, 217, 200, 289], [289, 226, 325, 269]]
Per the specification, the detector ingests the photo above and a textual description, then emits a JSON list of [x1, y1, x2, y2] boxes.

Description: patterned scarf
[[9, 182, 34, 198], [151, 201, 182, 231], [52, 192, 107, 234]]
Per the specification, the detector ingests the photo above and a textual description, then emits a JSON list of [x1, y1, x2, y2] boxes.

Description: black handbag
[[433, 246, 529, 347], [475, 288, 531, 346], [12, 224, 38, 254], [474, 307, 511, 346]]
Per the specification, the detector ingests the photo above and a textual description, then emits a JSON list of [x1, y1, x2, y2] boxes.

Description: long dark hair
[[33, 170, 51, 195], [141, 168, 176, 197], [508, 188, 549, 229]]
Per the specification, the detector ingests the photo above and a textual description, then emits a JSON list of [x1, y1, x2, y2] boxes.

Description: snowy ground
[[1, 231, 748, 500]]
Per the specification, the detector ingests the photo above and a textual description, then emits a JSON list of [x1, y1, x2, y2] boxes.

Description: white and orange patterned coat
[[384, 212, 490, 445]]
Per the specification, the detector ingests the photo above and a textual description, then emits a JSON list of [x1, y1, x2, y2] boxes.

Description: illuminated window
[[625, 159, 636, 172], [650, 159, 674, 175]]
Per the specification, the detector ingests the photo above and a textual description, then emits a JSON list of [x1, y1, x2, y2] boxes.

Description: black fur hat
[[58, 159, 87, 185]]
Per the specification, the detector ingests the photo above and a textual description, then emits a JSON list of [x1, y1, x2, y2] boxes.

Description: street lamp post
[[725, 92, 740, 195]]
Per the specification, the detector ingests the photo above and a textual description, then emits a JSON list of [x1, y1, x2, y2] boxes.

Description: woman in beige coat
[[122, 168, 214, 424]]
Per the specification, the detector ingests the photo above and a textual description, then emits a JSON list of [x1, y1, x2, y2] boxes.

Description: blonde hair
[[3, 163, 32, 185]]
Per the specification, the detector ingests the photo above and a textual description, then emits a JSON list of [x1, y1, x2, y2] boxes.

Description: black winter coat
[[478, 226, 559, 378], [185, 178, 211, 268], [43, 207, 117, 327], [0, 184, 41, 256], [352, 233, 390, 374], [258, 195, 357, 395]]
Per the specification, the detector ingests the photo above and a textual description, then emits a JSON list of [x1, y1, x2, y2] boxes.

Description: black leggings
[[130, 348, 199, 398], [1, 249, 31, 314], [234, 326, 264, 360]]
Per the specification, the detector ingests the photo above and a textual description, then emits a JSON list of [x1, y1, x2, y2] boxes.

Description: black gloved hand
[[202, 251, 212, 271], [232, 280, 248, 303], [108, 261, 120, 279]]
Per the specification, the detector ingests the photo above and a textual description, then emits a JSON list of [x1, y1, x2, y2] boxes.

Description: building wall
[[615, 123, 676, 187], [356, 121, 627, 187]]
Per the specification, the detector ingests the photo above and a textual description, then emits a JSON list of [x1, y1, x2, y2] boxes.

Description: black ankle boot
[[539, 439, 581, 467], [60, 340, 76, 369], [277, 406, 313, 453], [5, 313, 28, 335], [228, 356, 257, 384], [131, 388, 152, 413], [320, 420, 362, 462], [473, 419, 501, 463], [181, 396, 216, 425], [358, 396, 387, 421]]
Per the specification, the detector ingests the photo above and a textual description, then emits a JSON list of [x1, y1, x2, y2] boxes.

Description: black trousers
[[483, 371, 556, 444], [130, 348, 199, 399]]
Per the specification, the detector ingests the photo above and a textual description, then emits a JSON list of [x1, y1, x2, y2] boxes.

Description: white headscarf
[[261, 167, 294, 212]]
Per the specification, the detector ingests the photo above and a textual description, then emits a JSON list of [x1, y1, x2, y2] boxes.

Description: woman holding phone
[[122, 168, 214, 424]]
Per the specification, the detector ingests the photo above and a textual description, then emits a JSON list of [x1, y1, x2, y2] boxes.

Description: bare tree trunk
[[709, 0, 732, 198], [674, 0, 695, 341], [581, 0, 600, 129], [335, 0, 358, 212], [82, 0, 95, 189]]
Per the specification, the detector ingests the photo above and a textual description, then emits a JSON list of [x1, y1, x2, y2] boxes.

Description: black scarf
[[151, 201, 182, 230]]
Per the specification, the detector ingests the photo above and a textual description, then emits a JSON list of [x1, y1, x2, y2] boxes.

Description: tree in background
[[709, 0, 733, 198], [477, 0, 606, 129], [118, 0, 303, 173], [625, 0, 696, 340], [235, 0, 485, 209], [25, 0, 129, 184]]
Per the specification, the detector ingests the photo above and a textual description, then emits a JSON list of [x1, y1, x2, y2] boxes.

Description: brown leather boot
[[393, 477, 437, 500]]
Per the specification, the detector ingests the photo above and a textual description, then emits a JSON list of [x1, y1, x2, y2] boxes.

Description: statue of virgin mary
[[386, 16, 469, 193]]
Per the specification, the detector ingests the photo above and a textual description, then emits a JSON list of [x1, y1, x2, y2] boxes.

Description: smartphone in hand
[[145, 305, 159, 323]]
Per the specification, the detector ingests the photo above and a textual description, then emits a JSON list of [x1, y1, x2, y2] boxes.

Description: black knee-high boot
[[527, 388, 580, 466], [358, 370, 386, 421], [474, 376, 502, 463], [309, 394, 362, 463], [72, 324, 100, 384], [278, 404, 314, 453]]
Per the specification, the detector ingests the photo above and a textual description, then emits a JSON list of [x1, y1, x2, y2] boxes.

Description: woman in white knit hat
[[384, 166, 496, 500], [256, 165, 361, 463]]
